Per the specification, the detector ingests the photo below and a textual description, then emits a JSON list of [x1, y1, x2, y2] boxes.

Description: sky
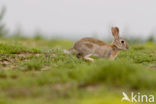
[[0, 0, 156, 39]]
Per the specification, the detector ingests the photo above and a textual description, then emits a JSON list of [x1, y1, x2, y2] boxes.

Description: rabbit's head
[[111, 27, 129, 50]]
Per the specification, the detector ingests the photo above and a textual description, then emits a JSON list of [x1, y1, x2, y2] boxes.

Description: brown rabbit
[[67, 27, 129, 62]]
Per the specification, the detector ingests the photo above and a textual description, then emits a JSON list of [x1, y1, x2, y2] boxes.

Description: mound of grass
[[118, 43, 156, 63], [81, 60, 156, 90], [0, 43, 40, 54]]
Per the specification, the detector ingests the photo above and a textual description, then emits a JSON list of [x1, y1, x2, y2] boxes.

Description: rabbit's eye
[[121, 40, 124, 43]]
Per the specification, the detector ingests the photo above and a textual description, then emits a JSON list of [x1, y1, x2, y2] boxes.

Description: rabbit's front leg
[[109, 55, 116, 60], [109, 51, 119, 60]]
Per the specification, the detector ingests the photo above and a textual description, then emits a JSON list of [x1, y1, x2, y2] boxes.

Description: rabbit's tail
[[63, 47, 75, 54]]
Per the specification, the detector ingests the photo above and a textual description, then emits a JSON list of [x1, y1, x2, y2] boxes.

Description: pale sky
[[0, 0, 156, 39]]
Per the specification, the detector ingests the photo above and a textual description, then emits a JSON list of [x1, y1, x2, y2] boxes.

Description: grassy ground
[[0, 37, 156, 104]]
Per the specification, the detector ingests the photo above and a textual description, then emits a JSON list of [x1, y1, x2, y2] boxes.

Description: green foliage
[[83, 60, 156, 90], [0, 43, 40, 54], [21, 57, 44, 71], [0, 38, 155, 104]]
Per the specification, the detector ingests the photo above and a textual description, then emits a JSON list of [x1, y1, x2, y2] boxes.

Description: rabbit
[[67, 27, 129, 62]]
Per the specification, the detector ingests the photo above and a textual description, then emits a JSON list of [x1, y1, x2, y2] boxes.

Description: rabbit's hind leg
[[83, 54, 94, 62], [76, 53, 83, 58]]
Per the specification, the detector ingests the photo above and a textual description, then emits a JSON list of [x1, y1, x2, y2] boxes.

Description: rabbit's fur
[[68, 27, 129, 62]]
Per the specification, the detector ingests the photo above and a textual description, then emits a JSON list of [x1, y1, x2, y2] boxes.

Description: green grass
[[0, 43, 40, 54], [0, 38, 155, 104]]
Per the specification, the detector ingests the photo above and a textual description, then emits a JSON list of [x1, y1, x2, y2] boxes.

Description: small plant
[[22, 57, 44, 71]]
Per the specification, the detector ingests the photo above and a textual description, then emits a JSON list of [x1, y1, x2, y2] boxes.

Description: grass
[[0, 37, 155, 104]]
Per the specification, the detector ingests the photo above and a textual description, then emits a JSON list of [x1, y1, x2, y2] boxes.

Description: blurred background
[[0, 0, 156, 40]]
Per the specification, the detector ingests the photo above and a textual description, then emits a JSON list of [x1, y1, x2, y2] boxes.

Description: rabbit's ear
[[111, 27, 119, 40]]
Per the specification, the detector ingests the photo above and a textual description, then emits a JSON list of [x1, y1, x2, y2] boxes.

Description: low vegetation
[[0, 37, 155, 104]]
